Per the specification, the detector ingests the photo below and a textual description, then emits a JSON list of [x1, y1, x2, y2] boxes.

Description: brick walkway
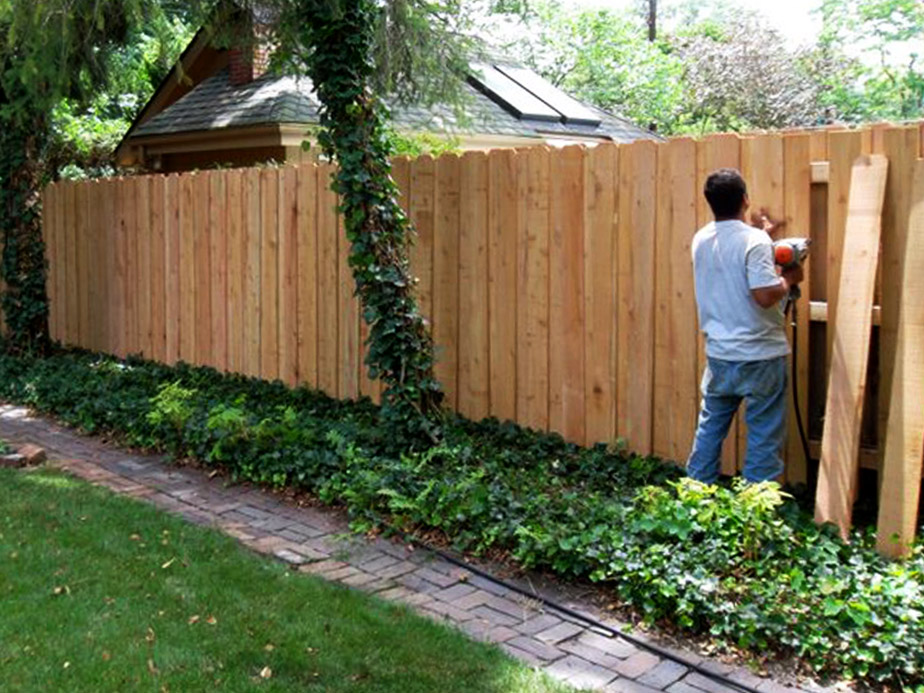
[[0, 404, 825, 693]]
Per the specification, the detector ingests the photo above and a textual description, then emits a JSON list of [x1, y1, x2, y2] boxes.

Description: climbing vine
[[276, 0, 445, 443]]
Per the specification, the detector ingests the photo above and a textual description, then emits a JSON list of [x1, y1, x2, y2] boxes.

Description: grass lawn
[[0, 467, 576, 693]]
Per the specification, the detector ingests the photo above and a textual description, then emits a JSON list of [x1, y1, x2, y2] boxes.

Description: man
[[686, 168, 804, 484]]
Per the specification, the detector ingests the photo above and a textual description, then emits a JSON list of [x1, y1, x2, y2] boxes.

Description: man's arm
[[751, 266, 804, 308]]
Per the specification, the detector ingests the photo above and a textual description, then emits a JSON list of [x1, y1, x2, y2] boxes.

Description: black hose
[[391, 525, 765, 693], [787, 298, 813, 467]]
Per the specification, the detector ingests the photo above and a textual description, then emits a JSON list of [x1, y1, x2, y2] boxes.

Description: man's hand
[[750, 207, 786, 239], [782, 264, 805, 286]]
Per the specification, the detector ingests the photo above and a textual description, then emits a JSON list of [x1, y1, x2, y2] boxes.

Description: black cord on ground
[[390, 524, 766, 693]]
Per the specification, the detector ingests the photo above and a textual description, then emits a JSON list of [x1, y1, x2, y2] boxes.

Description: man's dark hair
[[704, 168, 747, 219]]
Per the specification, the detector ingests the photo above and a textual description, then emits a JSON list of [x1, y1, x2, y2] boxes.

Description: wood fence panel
[[458, 151, 490, 420], [583, 143, 618, 446], [93, 181, 109, 352], [279, 167, 299, 386], [317, 164, 339, 398], [740, 135, 784, 473], [194, 173, 212, 365], [209, 172, 228, 372], [826, 130, 866, 363], [617, 140, 657, 455], [77, 182, 92, 348], [260, 168, 280, 380], [816, 154, 888, 538], [876, 158, 924, 557], [64, 182, 79, 346], [226, 170, 244, 375], [695, 134, 741, 475], [164, 175, 181, 365], [879, 126, 922, 481], [516, 147, 550, 431], [44, 184, 59, 342], [783, 134, 813, 484], [137, 176, 153, 357], [150, 176, 166, 363], [296, 165, 318, 389], [125, 178, 140, 355], [243, 168, 262, 377], [54, 182, 68, 343], [179, 174, 196, 363], [654, 137, 698, 462], [433, 154, 461, 409], [410, 155, 435, 322], [488, 149, 518, 422], [338, 197, 360, 400], [550, 146, 586, 443], [116, 178, 133, 358]]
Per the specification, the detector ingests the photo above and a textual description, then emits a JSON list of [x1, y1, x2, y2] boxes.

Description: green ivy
[[278, 0, 444, 444], [0, 348, 922, 686]]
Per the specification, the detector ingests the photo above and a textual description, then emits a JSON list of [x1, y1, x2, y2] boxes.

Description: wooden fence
[[40, 124, 924, 538]]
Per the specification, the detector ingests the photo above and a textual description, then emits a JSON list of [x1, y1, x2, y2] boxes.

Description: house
[[114, 14, 658, 173]]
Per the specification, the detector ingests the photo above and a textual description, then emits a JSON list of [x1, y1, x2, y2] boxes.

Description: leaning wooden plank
[[549, 145, 586, 443], [516, 147, 550, 432], [432, 154, 461, 409], [616, 140, 657, 456], [815, 154, 888, 538], [488, 148, 518, 423], [583, 142, 617, 446], [782, 134, 813, 484], [458, 151, 490, 421], [879, 126, 922, 489], [876, 159, 924, 557]]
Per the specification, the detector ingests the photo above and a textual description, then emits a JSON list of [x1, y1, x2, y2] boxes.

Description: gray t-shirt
[[691, 219, 790, 362]]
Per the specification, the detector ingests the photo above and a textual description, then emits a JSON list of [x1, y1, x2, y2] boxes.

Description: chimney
[[228, 18, 270, 86]]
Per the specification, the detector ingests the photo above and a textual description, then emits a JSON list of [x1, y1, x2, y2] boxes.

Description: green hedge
[[0, 349, 921, 687]]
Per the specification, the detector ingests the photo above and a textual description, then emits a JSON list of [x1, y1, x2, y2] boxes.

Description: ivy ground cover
[[0, 466, 575, 692], [0, 350, 921, 688]]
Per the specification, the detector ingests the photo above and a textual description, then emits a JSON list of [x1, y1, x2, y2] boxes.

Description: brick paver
[[0, 404, 833, 693]]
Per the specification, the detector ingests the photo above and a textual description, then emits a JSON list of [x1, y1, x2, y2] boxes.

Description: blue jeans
[[686, 356, 788, 484]]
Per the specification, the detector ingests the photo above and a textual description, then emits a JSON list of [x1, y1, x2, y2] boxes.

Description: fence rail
[[41, 122, 924, 542]]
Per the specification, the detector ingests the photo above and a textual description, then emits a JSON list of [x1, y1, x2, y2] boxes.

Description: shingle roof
[[132, 67, 659, 144]]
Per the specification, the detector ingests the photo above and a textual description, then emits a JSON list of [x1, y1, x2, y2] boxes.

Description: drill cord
[[786, 298, 813, 468]]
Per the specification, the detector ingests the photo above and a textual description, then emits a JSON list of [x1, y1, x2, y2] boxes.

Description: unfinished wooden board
[[782, 134, 813, 484], [226, 169, 244, 375], [458, 151, 490, 421], [617, 140, 657, 456], [150, 176, 167, 363], [243, 168, 262, 378], [209, 172, 228, 372], [549, 145, 586, 443], [653, 137, 698, 463], [296, 164, 318, 389], [516, 147, 550, 432], [410, 155, 435, 322], [815, 154, 888, 538], [260, 168, 280, 381], [317, 163, 339, 398], [164, 175, 181, 365], [488, 149, 519, 423], [279, 167, 299, 386], [879, 126, 922, 491], [695, 134, 741, 475], [433, 154, 461, 409], [826, 130, 866, 363], [876, 158, 924, 557], [583, 142, 618, 446]]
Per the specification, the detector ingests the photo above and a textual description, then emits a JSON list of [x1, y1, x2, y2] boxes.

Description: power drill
[[772, 237, 811, 300]]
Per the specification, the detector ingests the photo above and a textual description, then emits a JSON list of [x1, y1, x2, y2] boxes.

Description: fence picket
[[296, 165, 319, 389], [433, 154, 461, 409]]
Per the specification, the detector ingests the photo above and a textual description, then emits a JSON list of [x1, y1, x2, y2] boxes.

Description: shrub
[[0, 348, 921, 686]]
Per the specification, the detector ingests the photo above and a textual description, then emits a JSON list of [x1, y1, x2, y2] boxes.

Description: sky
[[563, 0, 824, 47]]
